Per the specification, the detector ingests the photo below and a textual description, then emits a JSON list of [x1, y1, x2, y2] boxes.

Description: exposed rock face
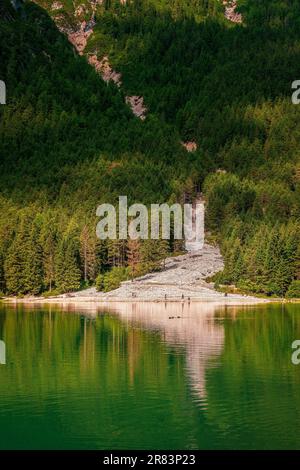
[[45, 1, 148, 120], [88, 56, 148, 119], [182, 141, 197, 152], [88, 55, 122, 86], [51, 2, 63, 11], [125, 95, 147, 120], [74, 5, 89, 17], [68, 21, 94, 55], [223, 0, 242, 24]]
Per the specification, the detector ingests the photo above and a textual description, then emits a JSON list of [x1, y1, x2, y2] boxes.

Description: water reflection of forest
[[1, 302, 299, 405], [2, 302, 241, 401], [103, 302, 227, 402]]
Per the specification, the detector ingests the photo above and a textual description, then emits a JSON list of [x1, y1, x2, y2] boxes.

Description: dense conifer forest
[[0, 0, 300, 297]]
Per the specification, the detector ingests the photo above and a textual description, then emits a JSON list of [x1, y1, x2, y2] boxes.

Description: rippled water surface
[[0, 302, 300, 450]]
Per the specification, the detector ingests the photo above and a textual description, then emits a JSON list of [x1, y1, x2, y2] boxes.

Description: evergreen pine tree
[[127, 238, 141, 279], [23, 220, 43, 295], [43, 233, 56, 292], [0, 252, 6, 293], [80, 225, 97, 284], [55, 221, 81, 293]]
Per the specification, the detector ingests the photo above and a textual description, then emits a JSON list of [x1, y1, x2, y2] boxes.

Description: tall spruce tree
[[55, 221, 81, 293], [80, 225, 96, 284]]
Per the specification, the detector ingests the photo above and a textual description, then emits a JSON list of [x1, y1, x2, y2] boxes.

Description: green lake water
[[0, 301, 300, 450]]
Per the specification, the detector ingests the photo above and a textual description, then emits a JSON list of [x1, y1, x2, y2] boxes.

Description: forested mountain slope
[[1, 0, 300, 297], [0, 1, 198, 295]]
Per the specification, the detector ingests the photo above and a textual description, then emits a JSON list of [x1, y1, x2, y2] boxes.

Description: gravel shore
[[5, 243, 270, 305]]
